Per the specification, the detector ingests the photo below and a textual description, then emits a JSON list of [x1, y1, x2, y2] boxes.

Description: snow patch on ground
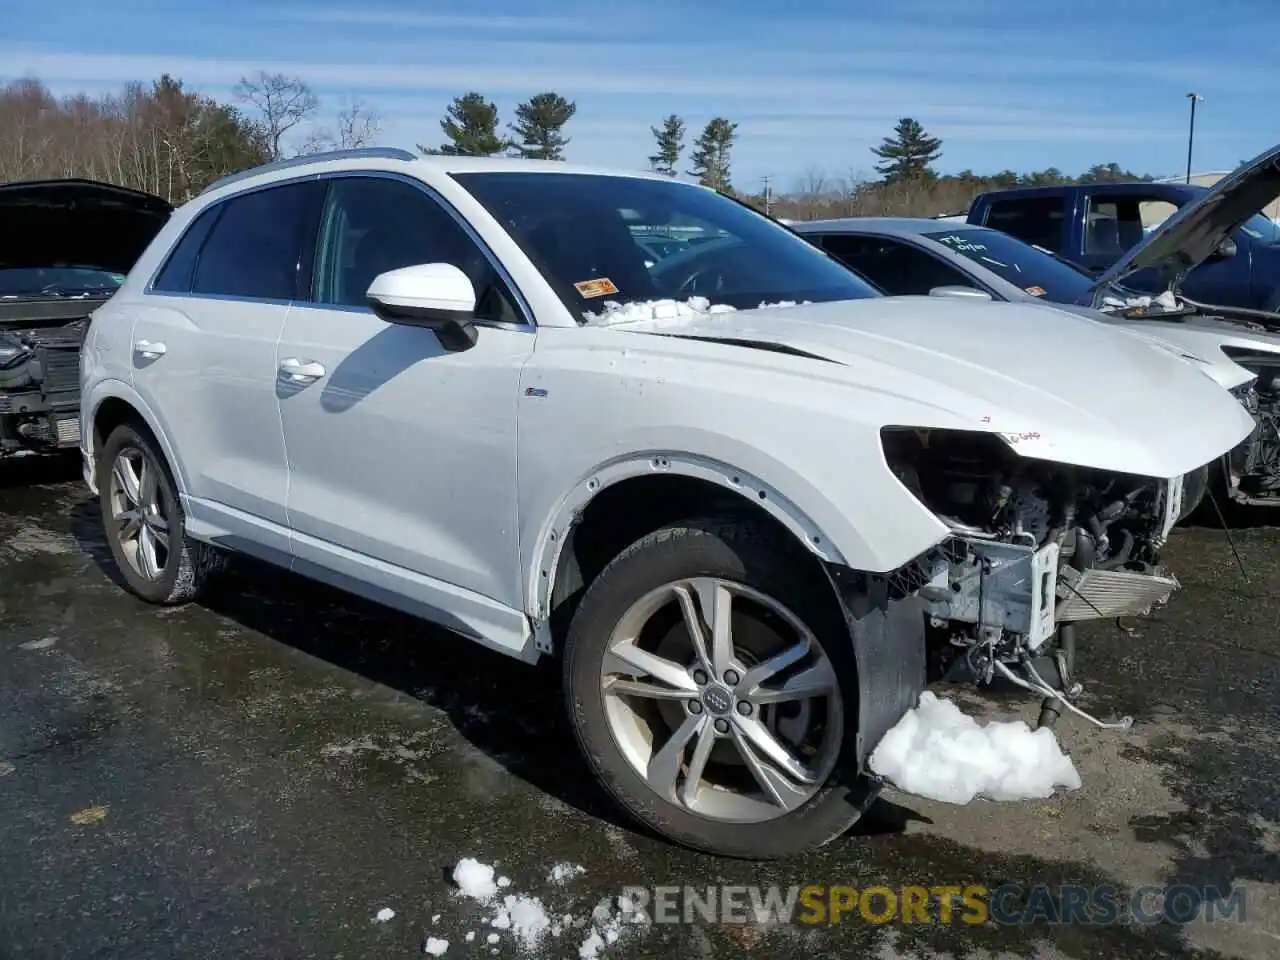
[[548, 862, 586, 884], [450, 858, 646, 957], [452, 858, 499, 900], [869, 692, 1082, 804], [577, 896, 647, 959], [373, 907, 396, 922], [423, 936, 449, 955]]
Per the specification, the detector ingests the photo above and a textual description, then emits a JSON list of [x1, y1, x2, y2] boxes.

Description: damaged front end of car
[[876, 426, 1203, 731]]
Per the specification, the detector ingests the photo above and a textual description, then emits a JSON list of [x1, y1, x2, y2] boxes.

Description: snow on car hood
[[610, 296, 1255, 479], [1091, 141, 1280, 300]]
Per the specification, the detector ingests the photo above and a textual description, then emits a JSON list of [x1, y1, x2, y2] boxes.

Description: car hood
[[1043, 301, 1258, 391], [1091, 142, 1280, 301], [0, 179, 172, 275], [610, 297, 1255, 479]]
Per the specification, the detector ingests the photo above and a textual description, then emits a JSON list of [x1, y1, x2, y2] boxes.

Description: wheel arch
[[530, 453, 861, 650], [85, 380, 188, 495]]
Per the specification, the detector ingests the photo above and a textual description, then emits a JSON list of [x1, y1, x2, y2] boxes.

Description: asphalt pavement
[[2, 456, 1278, 960]]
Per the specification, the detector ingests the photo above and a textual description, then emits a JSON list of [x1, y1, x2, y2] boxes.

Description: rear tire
[[97, 422, 225, 605], [562, 517, 879, 860]]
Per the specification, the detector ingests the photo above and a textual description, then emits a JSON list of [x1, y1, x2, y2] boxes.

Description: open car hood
[[1091, 142, 1280, 303], [0, 179, 172, 276]]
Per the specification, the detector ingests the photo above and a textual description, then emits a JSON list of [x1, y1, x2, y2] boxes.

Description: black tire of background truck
[[96, 422, 226, 605], [562, 517, 881, 860]]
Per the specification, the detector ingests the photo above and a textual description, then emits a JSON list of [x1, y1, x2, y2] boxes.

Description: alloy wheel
[[107, 447, 171, 582], [599, 577, 843, 823]]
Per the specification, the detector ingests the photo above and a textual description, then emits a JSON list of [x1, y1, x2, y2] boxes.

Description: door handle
[[134, 340, 166, 359], [279, 358, 327, 382]]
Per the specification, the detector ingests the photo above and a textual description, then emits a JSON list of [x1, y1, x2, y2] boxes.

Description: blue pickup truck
[[965, 180, 1280, 312]]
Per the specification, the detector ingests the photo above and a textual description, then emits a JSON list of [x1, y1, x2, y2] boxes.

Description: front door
[[276, 173, 536, 651]]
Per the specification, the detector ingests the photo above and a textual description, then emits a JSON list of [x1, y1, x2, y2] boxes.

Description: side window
[[192, 181, 322, 300], [1140, 198, 1178, 233], [151, 204, 222, 293], [821, 234, 975, 296], [983, 197, 1064, 251], [310, 176, 521, 323], [1084, 194, 1159, 255]]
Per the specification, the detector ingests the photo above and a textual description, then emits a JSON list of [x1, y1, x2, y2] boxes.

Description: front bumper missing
[[918, 539, 1060, 651], [917, 535, 1178, 647]]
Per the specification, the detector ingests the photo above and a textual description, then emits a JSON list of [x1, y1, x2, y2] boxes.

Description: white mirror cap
[[366, 262, 477, 314], [928, 285, 993, 301]]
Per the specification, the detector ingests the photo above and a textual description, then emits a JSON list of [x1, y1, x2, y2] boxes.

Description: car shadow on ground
[[64, 493, 915, 848]]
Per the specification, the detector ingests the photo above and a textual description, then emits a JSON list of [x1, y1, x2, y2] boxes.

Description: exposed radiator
[[1055, 566, 1179, 621], [55, 416, 81, 446]]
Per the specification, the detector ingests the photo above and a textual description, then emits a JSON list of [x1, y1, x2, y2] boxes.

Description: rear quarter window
[[151, 204, 223, 294]]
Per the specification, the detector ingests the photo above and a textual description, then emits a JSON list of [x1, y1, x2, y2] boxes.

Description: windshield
[[452, 172, 880, 318], [921, 227, 1096, 305], [0, 266, 124, 299]]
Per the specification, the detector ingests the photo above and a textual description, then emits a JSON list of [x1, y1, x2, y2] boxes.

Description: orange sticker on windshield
[[574, 277, 619, 299], [1025, 285, 1046, 297]]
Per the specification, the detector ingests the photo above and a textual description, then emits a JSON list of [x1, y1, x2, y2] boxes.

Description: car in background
[[795, 143, 1280, 508], [962, 152, 1280, 312], [0, 179, 171, 459]]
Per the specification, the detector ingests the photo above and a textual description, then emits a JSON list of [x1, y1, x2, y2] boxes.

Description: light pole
[[762, 174, 773, 216], [1185, 92, 1203, 184]]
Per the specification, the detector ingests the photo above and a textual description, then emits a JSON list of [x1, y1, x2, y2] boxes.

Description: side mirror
[[928, 285, 992, 302], [366, 263, 479, 352], [1210, 236, 1238, 261]]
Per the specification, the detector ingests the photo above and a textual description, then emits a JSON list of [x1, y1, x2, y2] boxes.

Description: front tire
[[563, 518, 878, 859], [97, 422, 224, 605]]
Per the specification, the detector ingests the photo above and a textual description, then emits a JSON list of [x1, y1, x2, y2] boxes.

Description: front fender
[[521, 431, 951, 621]]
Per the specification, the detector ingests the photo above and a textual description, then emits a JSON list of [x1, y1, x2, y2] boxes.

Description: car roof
[[198, 147, 676, 199], [791, 217, 998, 238]]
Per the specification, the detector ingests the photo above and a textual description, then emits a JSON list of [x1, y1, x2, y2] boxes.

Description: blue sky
[[4, 0, 1279, 190]]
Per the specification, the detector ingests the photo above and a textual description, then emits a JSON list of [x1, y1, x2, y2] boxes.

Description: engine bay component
[[880, 426, 1188, 724]]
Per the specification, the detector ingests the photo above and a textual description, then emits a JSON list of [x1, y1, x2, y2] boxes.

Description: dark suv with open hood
[[0, 179, 171, 458]]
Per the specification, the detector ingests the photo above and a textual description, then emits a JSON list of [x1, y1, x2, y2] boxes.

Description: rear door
[[133, 178, 324, 556]]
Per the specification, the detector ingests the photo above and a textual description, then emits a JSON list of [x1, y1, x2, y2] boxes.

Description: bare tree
[[335, 97, 381, 148], [0, 75, 268, 202], [233, 71, 319, 160], [793, 166, 829, 220], [298, 97, 382, 155]]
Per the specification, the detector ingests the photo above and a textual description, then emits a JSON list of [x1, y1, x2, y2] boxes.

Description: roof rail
[[199, 146, 419, 196]]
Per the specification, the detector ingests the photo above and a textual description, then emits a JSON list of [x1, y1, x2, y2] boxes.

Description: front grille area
[[1055, 566, 1179, 621]]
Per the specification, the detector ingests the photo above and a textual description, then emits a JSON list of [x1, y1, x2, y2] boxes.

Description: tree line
[[0, 73, 1156, 218]]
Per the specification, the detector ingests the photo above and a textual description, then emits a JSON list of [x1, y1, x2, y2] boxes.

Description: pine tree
[[648, 114, 685, 176], [688, 117, 737, 191], [871, 117, 942, 184], [420, 92, 507, 157], [508, 92, 576, 160]]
